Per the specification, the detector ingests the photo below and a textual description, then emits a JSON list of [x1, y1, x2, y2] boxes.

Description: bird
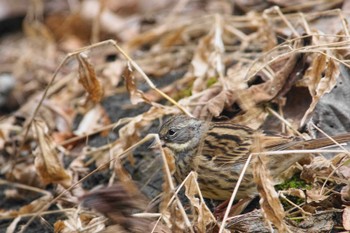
[[158, 115, 350, 200]]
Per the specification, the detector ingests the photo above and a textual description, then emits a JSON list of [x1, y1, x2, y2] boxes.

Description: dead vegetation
[[1, 0, 350, 232]]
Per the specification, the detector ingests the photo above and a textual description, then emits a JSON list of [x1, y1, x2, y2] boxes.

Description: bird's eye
[[168, 129, 176, 136]]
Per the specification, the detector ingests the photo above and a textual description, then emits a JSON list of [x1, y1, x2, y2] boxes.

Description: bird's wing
[[198, 122, 255, 165], [257, 134, 299, 151]]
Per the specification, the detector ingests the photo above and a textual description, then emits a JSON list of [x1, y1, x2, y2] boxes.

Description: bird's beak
[[149, 139, 165, 149]]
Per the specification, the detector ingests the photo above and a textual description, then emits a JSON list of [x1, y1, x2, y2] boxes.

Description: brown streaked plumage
[[159, 115, 350, 200]]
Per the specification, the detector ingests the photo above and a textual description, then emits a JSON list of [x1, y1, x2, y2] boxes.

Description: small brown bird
[[159, 115, 350, 200]]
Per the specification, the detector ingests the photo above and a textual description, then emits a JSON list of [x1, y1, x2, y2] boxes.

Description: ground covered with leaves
[[1, 0, 350, 232]]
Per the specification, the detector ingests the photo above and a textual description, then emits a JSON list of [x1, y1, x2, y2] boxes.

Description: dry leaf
[[296, 211, 336, 232], [191, 32, 214, 93], [123, 64, 151, 104], [54, 211, 105, 233], [305, 188, 328, 203], [77, 52, 104, 104], [300, 156, 334, 183], [283, 188, 306, 199], [190, 17, 225, 94], [32, 119, 71, 188], [206, 89, 236, 117], [240, 36, 309, 111], [340, 165, 350, 178], [301, 56, 339, 126], [184, 172, 216, 232], [253, 136, 288, 232], [159, 148, 184, 232], [114, 157, 141, 195], [74, 105, 107, 136], [162, 147, 176, 175], [158, 139, 187, 232]]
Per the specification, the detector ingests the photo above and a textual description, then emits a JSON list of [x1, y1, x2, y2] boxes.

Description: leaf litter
[[1, 0, 350, 232]]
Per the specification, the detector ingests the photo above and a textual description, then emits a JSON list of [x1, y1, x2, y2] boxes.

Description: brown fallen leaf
[[114, 156, 142, 197], [190, 16, 225, 94], [282, 188, 306, 199], [123, 63, 151, 104], [253, 135, 289, 232], [301, 54, 339, 126], [159, 147, 186, 232], [184, 172, 216, 232], [77, 52, 104, 104], [240, 36, 311, 111], [32, 119, 71, 188], [305, 188, 328, 203], [300, 156, 334, 183], [74, 105, 109, 136]]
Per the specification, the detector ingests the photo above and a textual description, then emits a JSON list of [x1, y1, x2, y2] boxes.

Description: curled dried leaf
[[301, 56, 339, 126], [305, 188, 328, 203], [123, 64, 151, 104], [184, 172, 216, 232], [241, 51, 307, 109], [114, 157, 141, 196], [77, 53, 104, 104], [253, 136, 288, 232], [253, 155, 288, 232], [239, 36, 311, 112], [283, 188, 306, 199], [300, 156, 334, 183], [32, 119, 71, 188]]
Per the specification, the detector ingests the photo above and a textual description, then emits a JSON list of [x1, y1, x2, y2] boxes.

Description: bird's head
[[159, 115, 204, 153]]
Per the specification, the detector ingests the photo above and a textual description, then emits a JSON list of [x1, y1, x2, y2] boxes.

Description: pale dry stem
[[266, 107, 303, 137], [265, 6, 300, 37], [279, 193, 311, 216], [0, 209, 76, 221], [0, 179, 51, 197], [219, 152, 254, 233]]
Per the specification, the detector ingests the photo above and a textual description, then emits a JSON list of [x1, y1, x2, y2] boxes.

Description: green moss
[[172, 76, 216, 101], [288, 216, 304, 224], [173, 88, 192, 100], [172, 78, 194, 101], [276, 174, 311, 213], [206, 77, 218, 87], [275, 174, 311, 190]]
